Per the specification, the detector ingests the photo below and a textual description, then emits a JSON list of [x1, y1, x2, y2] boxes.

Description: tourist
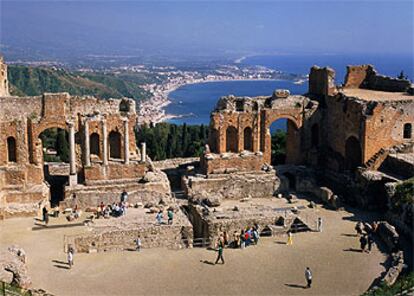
[[360, 234, 367, 252], [67, 246, 74, 269], [245, 228, 252, 246], [73, 205, 81, 219], [367, 234, 374, 253], [355, 221, 363, 236], [113, 203, 121, 217], [121, 189, 128, 203], [156, 210, 163, 224], [252, 227, 259, 245], [42, 206, 49, 226], [100, 201, 105, 212], [135, 236, 142, 252], [167, 209, 174, 225], [96, 204, 102, 219], [305, 267, 312, 288], [287, 231, 293, 245], [371, 221, 379, 233], [232, 231, 239, 248], [214, 235, 225, 265], [317, 217, 323, 232], [240, 230, 246, 249], [121, 201, 127, 216], [223, 231, 229, 246]]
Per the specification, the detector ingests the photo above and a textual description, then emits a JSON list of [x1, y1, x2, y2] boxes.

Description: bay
[[167, 80, 307, 126]]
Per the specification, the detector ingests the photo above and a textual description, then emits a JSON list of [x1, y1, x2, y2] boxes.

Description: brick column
[[102, 120, 108, 166], [123, 119, 129, 164], [84, 121, 91, 166], [141, 142, 146, 162], [68, 121, 76, 175]]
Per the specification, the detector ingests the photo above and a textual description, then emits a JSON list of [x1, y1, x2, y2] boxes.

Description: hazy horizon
[[0, 1, 413, 62]]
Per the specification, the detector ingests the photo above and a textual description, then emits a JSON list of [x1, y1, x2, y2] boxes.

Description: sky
[[0, 0, 413, 60]]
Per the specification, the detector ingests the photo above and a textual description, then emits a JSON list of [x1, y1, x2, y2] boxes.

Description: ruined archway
[[226, 126, 238, 152], [345, 136, 362, 171], [39, 127, 70, 206], [243, 127, 253, 151], [268, 118, 300, 165], [109, 131, 122, 159]]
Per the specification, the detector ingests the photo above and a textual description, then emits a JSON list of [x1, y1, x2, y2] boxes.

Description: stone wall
[[84, 161, 146, 183], [184, 171, 279, 202], [66, 208, 193, 252], [308, 65, 337, 97], [71, 223, 193, 252], [344, 65, 411, 92], [0, 88, 149, 218], [63, 170, 171, 209], [201, 151, 264, 175]]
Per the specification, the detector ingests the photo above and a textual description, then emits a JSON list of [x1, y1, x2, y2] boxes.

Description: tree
[[56, 129, 70, 162]]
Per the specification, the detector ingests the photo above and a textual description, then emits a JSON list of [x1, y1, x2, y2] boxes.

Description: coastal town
[[135, 64, 307, 124]]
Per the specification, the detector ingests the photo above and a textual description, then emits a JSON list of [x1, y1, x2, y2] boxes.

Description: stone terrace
[[188, 197, 318, 244], [342, 88, 414, 101], [66, 207, 193, 253]]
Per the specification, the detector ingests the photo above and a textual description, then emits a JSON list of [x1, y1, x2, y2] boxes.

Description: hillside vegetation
[[7, 65, 152, 100]]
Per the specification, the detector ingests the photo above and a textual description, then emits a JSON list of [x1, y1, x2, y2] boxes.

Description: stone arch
[[109, 131, 122, 159], [403, 123, 412, 139], [38, 128, 70, 163], [7, 136, 17, 162], [264, 116, 301, 165], [311, 123, 319, 147], [243, 127, 253, 151], [226, 126, 238, 152], [345, 136, 362, 171], [90, 133, 100, 157]]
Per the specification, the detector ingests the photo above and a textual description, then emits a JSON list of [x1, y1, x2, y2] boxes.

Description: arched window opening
[[403, 123, 412, 139], [226, 126, 238, 152], [311, 124, 319, 147], [243, 127, 253, 151], [7, 137, 17, 162], [109, 131, 122, 159], [90, 133, 100, 156]]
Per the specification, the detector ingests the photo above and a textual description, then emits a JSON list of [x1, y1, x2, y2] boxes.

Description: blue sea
[[167, 54, 413, 126]]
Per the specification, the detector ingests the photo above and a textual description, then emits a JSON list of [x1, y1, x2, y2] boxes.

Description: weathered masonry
[[0, 58, 171, 218], [202, 65, 414, 174]]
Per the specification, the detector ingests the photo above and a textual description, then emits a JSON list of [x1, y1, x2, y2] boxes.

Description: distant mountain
[[7, 65, 151, 101]]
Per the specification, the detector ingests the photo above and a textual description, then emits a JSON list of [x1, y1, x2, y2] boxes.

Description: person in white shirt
[[67, 246, 74, 269], [305, 267, 312, 288]]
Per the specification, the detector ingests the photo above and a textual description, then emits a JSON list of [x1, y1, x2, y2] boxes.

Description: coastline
[[137, 65, 307, 125], [137, 77, 286, 125]]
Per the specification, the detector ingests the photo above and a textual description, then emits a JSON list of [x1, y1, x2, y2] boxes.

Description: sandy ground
[[0, 204, 387, 296]]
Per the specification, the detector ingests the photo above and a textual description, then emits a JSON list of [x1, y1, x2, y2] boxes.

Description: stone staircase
[[363, 142, 414, 170]]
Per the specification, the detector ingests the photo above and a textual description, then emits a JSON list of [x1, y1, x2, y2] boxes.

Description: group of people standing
[[156, 208, 174, 225], [224, 225, 261, 249], [355, 221, 377, 253]]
